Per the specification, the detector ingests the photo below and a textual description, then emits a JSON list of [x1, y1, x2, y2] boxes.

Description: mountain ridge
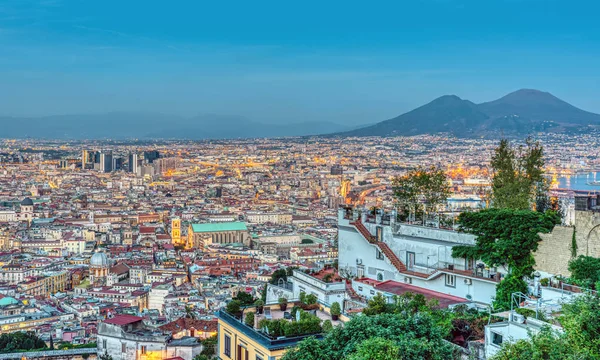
[[333, 89, 600, 137]]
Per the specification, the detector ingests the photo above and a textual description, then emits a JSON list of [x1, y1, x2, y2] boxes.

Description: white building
[[98, 314, 202, 360], [337, 207, 499, 305], [148, 283, 173, 314]]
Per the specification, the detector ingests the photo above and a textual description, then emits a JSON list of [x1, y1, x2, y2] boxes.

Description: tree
[[225, 300, 242, 315], [362, 293, 389, 315], [451, 208, 559, 310], [200, 335, 217, 358], [281, 312, 456, 360], [560, 294, 600, 358], [490, 327, 576, 360], [490, 138, 545, 210], [0, 332, 47, 352], [330, 302, 341, 316], [347, 337, 400, 360], [492, 295, 600, 359], [568, 256, 600, 289], [245, 312, 255, 327], [234, 291, 255, 306], [393, 165, 451, 223], [452, 209, 559, 276], [184, 305, 197, 319]]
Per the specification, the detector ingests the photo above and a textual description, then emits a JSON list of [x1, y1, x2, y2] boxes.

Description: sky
[[1, 0, 600, 126]]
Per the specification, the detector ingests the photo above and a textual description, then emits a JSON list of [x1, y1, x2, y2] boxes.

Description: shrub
[[330, 302, 341, 316], [245, 312, 255, 327], [226, 300, 242, 315], [278, 297, 288, 305], [540, 278, 549, 287], [305, 294, 318, 305], [322, 320, 333, 333]]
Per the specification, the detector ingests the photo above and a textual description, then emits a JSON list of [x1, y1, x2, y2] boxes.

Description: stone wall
[[535, 226, 575, 276], [534, 211, 600, 276]]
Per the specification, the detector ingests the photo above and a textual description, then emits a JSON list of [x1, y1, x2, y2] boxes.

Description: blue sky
[[1, 0, 599, 125]]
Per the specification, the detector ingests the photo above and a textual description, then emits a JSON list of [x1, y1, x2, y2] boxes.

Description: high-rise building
[[144, 150, 160, 163], [112, 157, 123, 171], [99, 151, 113, 173], [81, 150, 89, 168], [128, 153, 139, 173]]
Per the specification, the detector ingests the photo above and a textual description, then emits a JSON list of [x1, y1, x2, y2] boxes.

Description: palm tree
[[184, 305, 197, 320]]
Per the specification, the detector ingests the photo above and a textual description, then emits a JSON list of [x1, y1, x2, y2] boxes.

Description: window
[[256, 356, 264, 360], [370, 290, 375, 295], [358, 286, 363, 291], [376, 249, 384, 260], [445, 274, 456, 288], [141, 346, 147, 354], [102, 340, 106, 349], [492, 332, 503, 346], [224, 334, 231, 357], [377, 273, 383, 281], [357, 266, 364, 278], [122, 343, 126, 353]]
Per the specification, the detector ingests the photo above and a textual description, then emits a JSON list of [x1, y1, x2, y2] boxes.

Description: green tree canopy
[[0, 332, 47, 352], [452, 209, 559, 276], [490, 138, 545, 210], [393, 165, 451, 220], [347, 337, 401, 360], [281, 312, 456, 360], [452, 208, 559, 310], [492, 295, 600, 359]]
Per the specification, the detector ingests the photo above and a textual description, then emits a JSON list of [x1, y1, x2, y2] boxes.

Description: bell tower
[[171, 217, 181, 245]]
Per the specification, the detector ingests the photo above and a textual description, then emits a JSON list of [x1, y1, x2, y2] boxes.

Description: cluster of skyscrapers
[[81, 149, 160, 174]]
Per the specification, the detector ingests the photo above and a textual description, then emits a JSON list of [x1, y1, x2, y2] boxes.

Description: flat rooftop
[[358, 279, 467, 308]]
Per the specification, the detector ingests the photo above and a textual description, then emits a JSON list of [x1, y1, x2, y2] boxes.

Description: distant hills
[[2, 89, 599, 139], [332, 89, 600, 137], [0, 113, 350, 140]]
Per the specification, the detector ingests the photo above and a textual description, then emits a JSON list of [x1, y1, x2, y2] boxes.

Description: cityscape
[[2, 1, 600, 360]]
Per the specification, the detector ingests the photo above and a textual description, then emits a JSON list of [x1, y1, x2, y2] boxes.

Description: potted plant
[[278, 297, 288, 311], [226, 300, 242, 318], [254, 299, 264, 314], [245, 312, 255, 327], [330, 302, 341, 321]]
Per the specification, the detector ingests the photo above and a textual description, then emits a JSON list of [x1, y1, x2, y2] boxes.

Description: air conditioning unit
[[356, 258, 363, 265], [464, 278, 472, 285], [404, 276, 412, 284]]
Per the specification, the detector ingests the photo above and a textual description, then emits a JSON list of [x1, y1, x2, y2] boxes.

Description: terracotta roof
[[110, 263, 130, 275], [104, 314, 143, 326]]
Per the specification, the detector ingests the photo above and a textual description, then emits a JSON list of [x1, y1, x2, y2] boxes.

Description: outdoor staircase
[[351, 220, 407, 274], [377, 242, 407, 272]]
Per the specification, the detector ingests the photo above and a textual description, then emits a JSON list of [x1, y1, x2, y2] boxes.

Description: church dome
[[21, 197, 34, 206], [90, 252, 109, 267]]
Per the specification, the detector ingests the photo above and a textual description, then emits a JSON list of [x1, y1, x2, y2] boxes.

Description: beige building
[[246, 212, 292, 225]]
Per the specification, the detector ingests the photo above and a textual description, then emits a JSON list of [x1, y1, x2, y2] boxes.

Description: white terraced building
[[337, 207, 502, 305]]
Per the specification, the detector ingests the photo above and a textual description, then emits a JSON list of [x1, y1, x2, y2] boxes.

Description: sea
[[558, 172, 600, 192]]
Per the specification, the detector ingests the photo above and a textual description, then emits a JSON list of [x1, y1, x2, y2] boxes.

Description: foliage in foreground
[[0, 332, 47, 352], [281, 312, 457, 360], [491, 295, 600, 360]]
